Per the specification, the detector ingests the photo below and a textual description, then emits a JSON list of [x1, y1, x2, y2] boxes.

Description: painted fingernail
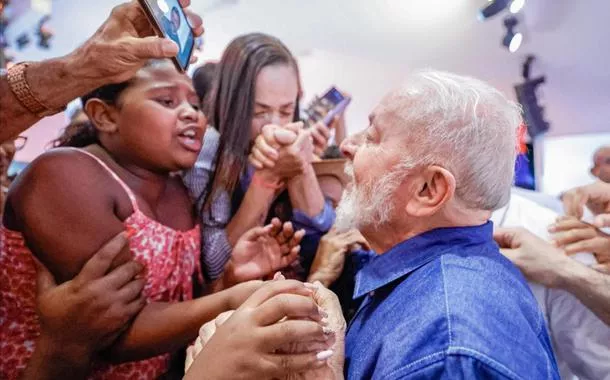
[[316, 350, 333, 361]]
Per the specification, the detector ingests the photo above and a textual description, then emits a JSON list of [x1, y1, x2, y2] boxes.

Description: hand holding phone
[[138, 0, 196, 72], [304, 87, 351, 129]]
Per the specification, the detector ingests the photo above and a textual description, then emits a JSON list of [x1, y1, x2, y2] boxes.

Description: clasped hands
[[249, 122, 329, 185]]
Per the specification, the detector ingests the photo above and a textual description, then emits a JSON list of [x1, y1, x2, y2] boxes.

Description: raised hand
[[549, 216, 610, 273], [225, 218, 305, 286]]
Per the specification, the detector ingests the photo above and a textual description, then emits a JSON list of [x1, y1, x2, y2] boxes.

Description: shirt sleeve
[[546, 287, 610, 380], [291, 198, 336, 236], [183, 128, 232, 281], [386, 355, 514, 380]]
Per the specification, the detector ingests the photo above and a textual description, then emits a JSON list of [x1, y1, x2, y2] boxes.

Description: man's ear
[[84, 99, 119, 134], [405, 166, 456, 217]]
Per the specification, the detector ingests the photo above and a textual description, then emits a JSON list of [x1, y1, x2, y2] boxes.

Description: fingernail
[[547, 225, 556, 232], [316, 350, 333, 361], [162, 39, 179, 55], [323, 326, 333, 335], [304, 282, 317, 289]]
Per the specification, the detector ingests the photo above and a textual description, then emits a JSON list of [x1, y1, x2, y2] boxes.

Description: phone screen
[[304, 87, 350, 127], [141, 0, 195, 71]]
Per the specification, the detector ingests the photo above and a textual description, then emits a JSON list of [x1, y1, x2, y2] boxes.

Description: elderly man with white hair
[[336, 71, 559, 379]]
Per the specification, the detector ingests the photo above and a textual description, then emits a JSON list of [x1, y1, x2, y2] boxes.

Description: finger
[[98, 260, 145, 290], [594, 214, 610, 228], [269, 218, 283, 238], [564, 238, 608, 255], [241, 280, 313, 309], [178, 0, 191, 7], [279, 246, 300, 266], [255, 135, 280, 160], [127, 36, 179, 59], [548, 218, 589, 233], [552, 229, 597, 247], [122, 294, 147, 321], [311, 128, 327, 148], [273, 272, 286, 281], [32, 256, 56, 294], [493, 228, 520, 249], [113, 278, 146, 304], [76, 232, 129, 284], [283, 122, 304, 133], [261, 320, 328, 350], [242, 225, 274, 243], [254, 293, 323, 326], [248, 153, 264, 170], [314, 123, 331, 139], [281, 222, 295, 242], [562, 192, 586, 219], [252, 146, 277, 168], [183, 9, 204, 36], [289, 229, 306, 247]]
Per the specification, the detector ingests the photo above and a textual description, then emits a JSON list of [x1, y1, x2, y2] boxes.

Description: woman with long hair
[[185, 33, 337, 284]]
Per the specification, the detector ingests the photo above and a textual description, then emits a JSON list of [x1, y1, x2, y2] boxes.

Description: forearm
[[226, 179, 276, 246], [559, 261, 610, 326], [288, 165, 325, 217], [21, 335, 92, 380], [0, 50, 105, 143], [106, 291, 231, 362]]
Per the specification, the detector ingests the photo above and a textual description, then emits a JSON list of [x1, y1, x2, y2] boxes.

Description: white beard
[[335, 163, 401, 233]]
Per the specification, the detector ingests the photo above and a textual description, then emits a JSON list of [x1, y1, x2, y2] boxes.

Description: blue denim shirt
[[345, 223, 559, 380]]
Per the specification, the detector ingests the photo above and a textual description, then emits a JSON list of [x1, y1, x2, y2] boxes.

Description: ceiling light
[[509, 0, 525, 14], [502, 16, 522, 53], [478, 0, 510, 21]]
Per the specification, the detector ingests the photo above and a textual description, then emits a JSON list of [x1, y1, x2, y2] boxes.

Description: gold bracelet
[[7, 62, 66, 118]]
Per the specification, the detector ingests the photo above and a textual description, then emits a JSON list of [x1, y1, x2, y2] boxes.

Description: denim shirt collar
[[353, 222, 494, 299]]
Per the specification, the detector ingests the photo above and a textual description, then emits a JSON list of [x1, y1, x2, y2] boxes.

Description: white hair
[[388, 70, 522, 211]]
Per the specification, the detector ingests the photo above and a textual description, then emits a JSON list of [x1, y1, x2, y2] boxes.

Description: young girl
[[0, 59, 301, 379]]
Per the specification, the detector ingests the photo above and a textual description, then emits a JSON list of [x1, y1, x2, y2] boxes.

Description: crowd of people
[[1, 1, 609, 379]]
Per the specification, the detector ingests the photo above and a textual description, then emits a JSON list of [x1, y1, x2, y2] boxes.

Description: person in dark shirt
[[336, 70, 560, 379]]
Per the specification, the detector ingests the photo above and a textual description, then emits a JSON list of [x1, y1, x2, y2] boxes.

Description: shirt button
[[369, 291, 375, 297]]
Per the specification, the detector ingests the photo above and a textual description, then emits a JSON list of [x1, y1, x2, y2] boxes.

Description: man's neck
[[363, 209, 491, 254]]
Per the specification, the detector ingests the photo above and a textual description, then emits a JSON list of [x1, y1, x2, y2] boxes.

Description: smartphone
[[304, 87, 351, 128], [138, 0, 195, 72]]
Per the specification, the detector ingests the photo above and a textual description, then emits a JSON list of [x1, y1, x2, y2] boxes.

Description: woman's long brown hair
[[202, 33, 302, 211]]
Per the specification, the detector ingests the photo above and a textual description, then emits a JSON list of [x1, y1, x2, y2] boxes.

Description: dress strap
[[66, 147, 139, 211]]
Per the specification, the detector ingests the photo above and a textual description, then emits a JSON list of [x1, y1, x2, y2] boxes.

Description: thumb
[[128, 36, 178, 59], [593, 214, 610, 228], [32, 256, 56, 295]]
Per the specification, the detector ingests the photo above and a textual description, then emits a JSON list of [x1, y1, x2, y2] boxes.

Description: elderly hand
[[308, 229, 370, 287], [225, 218, 305, 286], [70, 0, 204, 85], [562, 181, 610, 227], [184, 280, 333, 380], [35, 232, 146, 357], [249, 123, 314, 179], [549, 216, 610, 273], [279, 282, 346, 380], [494, 227, 575, 288]]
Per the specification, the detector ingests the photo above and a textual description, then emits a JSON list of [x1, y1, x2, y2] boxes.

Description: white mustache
[[344, 162, 355, 179]]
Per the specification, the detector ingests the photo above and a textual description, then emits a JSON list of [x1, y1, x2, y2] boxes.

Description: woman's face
[[251, 64, 299, 139], [112, 61, 207, 172]]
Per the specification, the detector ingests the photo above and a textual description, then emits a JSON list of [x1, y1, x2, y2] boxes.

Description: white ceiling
[[6, 0, 610, 138]]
